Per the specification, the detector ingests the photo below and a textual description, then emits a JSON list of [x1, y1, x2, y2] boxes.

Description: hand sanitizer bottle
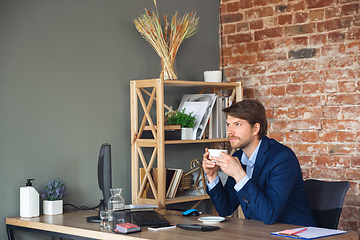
[[20, 179, 39, 218]]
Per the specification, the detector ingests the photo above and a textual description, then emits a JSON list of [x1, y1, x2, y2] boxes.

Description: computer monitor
[[86, 143, 112, 223]]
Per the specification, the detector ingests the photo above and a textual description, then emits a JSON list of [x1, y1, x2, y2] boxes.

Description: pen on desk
[[290, 228, 307, 235]]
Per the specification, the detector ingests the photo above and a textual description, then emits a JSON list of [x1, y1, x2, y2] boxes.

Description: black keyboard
[[132, 210, 170, 227]]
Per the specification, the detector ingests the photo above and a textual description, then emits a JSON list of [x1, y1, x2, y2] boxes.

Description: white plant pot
[[181, 128, 193, 140], [43, 200, 63, 215]]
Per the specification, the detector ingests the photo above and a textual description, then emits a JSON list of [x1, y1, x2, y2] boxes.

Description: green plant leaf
[[165, 108, 196, 128]]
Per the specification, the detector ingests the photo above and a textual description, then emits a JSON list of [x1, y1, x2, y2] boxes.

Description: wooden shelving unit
[[130, 78, 243, 209]]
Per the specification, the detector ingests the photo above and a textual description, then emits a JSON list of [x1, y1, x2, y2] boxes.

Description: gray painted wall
[[0, 0, 220, 239]]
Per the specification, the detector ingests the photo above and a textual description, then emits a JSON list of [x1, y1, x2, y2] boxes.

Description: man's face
[[226, 115, 258, 150]]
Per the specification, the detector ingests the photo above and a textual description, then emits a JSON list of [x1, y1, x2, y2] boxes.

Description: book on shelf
[[114, 222, 141, 234], [166, 168, 183, 198], [165, 168, 176, 197], [178, 94, 217, 140], [140, 167, 182, 199], [172, 169, 184, 198]]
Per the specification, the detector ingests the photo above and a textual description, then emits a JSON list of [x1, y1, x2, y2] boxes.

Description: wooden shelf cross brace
[[137, 146, 158, 200], [136, 87, 157, 141]]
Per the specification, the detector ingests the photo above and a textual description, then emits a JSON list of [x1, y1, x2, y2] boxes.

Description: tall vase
[[160, 58, 177, 80]]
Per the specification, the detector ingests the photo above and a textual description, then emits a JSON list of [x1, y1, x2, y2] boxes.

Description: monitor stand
[[86, 199, 105, 223], [86, 215, 100, 223]]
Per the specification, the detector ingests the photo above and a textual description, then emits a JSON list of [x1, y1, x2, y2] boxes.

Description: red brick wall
[[220, 0, 360, 232]]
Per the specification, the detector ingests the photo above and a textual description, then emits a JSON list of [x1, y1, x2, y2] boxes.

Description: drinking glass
[[100, 210, 109, 229]]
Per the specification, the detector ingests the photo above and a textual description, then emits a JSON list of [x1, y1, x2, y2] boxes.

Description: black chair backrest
[[304, 179, 350, 229]]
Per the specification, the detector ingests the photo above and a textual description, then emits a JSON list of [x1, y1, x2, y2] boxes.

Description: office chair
[[304, 179, 350, 229]]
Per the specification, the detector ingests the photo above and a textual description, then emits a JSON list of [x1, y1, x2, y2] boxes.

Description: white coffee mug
[[204, 70, 222, 82], [208, 149, 228, 162]]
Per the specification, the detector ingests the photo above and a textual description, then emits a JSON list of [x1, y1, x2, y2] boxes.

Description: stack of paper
[[271, 226, 347, 239]]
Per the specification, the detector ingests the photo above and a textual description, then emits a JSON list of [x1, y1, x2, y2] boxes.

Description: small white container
[[204, 70, 222, 82], [20, 179, 40, 218], [181, 128, 193, 140], [43, 200, 63, 215]]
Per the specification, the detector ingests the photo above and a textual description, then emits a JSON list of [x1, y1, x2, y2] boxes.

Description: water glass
[[100, 210, 109, 229]]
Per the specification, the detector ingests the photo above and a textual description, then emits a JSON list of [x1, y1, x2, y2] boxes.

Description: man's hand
[[202, 148, 219, 183], [209, 151, 247, 183]]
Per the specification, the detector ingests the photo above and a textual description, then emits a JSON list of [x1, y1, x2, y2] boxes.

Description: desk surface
[[6, 210, 358, 240]]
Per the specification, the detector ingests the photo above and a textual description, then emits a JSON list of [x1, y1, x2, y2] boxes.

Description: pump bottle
[[20, 179, 40, 218]]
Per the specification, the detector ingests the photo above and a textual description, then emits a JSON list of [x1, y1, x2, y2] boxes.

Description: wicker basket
[[176, 172, 193, 196]]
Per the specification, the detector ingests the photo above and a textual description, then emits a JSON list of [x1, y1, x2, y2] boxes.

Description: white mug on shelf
[[204, 70, 222, 82]]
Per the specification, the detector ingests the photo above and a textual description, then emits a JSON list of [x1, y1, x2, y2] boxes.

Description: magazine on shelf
[[178, 94, 217, 140]]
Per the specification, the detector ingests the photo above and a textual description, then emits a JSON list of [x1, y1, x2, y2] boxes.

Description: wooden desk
[[6, 210, 358, 240]]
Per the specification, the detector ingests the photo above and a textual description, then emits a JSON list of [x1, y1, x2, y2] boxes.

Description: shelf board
[[135, 138, 229, 146], [165, 138, 229, 144], [136, 194, 210, 205], [132, 78, 241, 89], [163, 79, 240, 89]]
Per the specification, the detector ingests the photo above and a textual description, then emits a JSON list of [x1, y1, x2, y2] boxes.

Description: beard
[[229, 136, 251, 150]]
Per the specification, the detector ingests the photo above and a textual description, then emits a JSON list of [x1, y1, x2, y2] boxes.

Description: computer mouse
[[181, 209, 200, 216]]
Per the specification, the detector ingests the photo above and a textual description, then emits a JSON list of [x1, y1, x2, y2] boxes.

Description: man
[[203, 100, 316, 226]]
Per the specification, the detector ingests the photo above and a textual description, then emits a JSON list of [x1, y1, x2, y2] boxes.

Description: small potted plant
[[40, 177, 67, 215], [165, 108, 196, 140]]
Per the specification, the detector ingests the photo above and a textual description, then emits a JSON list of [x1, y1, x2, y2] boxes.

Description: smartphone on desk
[[148, 225, 176, 231]]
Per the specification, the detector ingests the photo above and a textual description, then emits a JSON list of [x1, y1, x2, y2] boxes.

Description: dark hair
[[222, 99, 268, 139]]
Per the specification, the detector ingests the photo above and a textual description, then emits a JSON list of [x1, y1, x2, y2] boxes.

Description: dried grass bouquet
[[134, 0, 199, 80]]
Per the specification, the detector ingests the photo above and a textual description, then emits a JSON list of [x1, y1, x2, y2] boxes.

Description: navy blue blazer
[[207, 136, 316, 226]]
